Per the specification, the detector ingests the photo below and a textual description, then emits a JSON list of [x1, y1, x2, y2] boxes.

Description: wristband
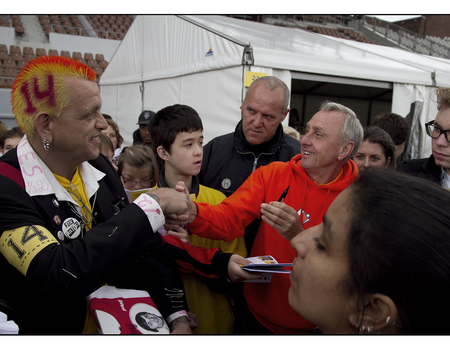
[[166, 310, 188, 324], [134, 193, 165, 232]]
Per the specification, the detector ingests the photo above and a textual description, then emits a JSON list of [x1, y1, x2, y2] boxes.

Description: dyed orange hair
[[12, 55, 96, 136]]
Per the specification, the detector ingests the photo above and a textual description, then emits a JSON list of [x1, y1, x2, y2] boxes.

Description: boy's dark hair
[[149, 104, 203, 157], [1, 127, 24, 149], [372, 113, 411, 146]]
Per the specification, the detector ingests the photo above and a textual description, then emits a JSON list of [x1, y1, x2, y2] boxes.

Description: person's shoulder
[[280, 133, 301, 155], [0, 147, 19, 168], [257, 158, 293, 176], [283, 133, 300, 145], [396, 157, 428, 173], [198, 184, 227, 204], [205, 132, 234, 145], [89, 153, 118, 176], [398, 157, 428, 165]]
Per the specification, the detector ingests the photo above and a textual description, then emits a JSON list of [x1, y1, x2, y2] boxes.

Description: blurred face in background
[[139, 124, 152, 146], [103, 124, 118, 149], [2, 136, 22, 154], [120, 163, 154, 191], [353, 140, 390, 173]]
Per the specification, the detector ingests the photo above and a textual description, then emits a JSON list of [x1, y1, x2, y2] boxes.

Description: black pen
[[278, 186, 290, 203]]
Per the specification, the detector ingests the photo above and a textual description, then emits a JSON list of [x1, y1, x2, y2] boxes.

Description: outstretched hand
[[228, 255, 263, 282], [260, 201, 303, 242], [146, 181, 192, 218], [166, 225, 191, 244], [187, 312, 199, 329], [165, 181, 197, 228]]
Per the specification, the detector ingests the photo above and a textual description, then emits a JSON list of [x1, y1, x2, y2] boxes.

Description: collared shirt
[[16, 135, 165, 232], [441, 167, 450, 189]]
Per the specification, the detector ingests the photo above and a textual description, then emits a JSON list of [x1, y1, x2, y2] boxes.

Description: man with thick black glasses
[[397, 87, 450, 188]]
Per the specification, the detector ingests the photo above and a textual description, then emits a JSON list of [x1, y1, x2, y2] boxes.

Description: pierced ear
[[34, 112, 52, 142], [338, 141, 354, 161], [157, 146, 169, 160], [348, 293, 398, 333]]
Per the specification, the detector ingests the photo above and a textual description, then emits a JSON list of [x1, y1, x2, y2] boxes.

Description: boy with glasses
[[397, 87, 450, 188]]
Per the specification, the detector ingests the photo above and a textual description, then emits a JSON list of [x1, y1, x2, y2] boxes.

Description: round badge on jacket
[[221, 178, 231, 189], [62, 217, 81, 239]]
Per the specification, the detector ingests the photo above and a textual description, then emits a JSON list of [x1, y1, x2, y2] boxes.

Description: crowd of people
[[0, 55, 449, 336]]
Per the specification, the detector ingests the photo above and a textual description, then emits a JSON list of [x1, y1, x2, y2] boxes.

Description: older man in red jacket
[[165, 100, 363, 334]]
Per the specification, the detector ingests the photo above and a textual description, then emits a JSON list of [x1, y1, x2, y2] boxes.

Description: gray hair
[[319, 101, 363, 162], [247, 76, 290, 114]]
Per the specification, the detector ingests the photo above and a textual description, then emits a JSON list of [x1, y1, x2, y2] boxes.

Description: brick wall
[[396, 15, 450, 38], [423, 15, 450, 38], [395, 16, 426, 36]]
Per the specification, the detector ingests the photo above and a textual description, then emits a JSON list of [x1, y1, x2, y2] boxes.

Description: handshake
[[145, 181, 262, 283], [144, 181, 194, 226]]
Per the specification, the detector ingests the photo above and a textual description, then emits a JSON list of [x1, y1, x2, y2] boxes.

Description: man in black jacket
[[199, 76, 300, 198], [0, 56, 191, 334], [397, 87, 450, 189], [197, 76, 300, 332]]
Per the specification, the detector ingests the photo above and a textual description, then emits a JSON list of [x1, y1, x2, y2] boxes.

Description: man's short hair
[[149, 104, 203, 157], [1, 126, 24, 149], [247, 76, 290, 114], [434, 87, 450, 111], [372, 112, 410, 146], [319, 101, 363, 162], [11, 56, 96, 136]]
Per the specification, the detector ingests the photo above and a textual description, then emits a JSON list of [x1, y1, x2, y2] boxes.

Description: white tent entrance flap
[[100, 15, 450, 158], [393, 84, 434, 161]]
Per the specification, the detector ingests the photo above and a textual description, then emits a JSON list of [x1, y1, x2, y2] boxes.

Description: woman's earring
[[43, 136, 50, 151], [386, 316, 395, 326]]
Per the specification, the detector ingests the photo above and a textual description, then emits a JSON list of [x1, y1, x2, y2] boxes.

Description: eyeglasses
[[122, 179, 153, 188], [425, 121, 450, 143]]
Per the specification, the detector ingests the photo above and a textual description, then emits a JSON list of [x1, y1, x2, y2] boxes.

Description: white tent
[[100, 15, 450, 158]]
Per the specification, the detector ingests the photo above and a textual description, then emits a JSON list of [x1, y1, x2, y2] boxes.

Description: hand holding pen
[[278, 186, 290, 203], [260, 185, 304, 242]]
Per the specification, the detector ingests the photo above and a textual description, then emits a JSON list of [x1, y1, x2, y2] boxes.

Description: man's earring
[[43, 136, 50, 151]]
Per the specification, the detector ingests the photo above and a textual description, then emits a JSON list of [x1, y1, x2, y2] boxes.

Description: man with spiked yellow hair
[[0, 56, 192, 334]]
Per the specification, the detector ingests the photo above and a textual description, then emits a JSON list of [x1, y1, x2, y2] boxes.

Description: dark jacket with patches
[[0, 149, 187, 334]]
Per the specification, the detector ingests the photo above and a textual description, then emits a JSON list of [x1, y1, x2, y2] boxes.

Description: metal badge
[[62, 217, 81, 239], [52, 198, 59, 208], [53, 215, 61, 226]]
